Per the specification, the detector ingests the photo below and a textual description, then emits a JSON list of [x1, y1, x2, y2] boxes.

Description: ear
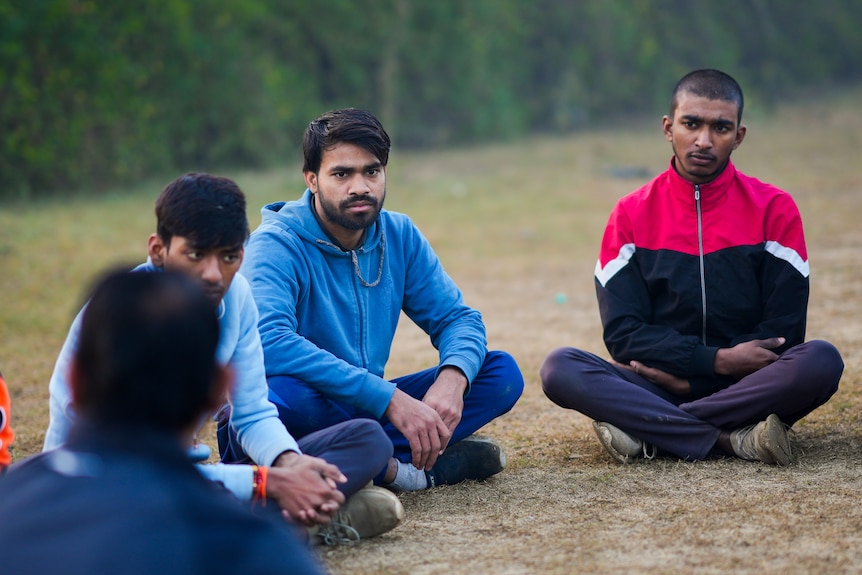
[[147, 234, 167, 267], [304, 170, 318, 193], [661, 115, 673, 142], [732, 123, 747, 150]]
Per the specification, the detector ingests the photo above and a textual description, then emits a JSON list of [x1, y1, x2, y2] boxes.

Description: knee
[[351, 418, 394, 464], [804, 340, 844, 394], [484, 350, 525, 406], [540, 347, 576, 396], [783, 340, 844, 400], [540, 347, 598, 407]]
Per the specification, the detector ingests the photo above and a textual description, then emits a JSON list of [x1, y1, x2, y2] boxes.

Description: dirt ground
[[2, 91, 861, 574], [316, 94, 862, 575]]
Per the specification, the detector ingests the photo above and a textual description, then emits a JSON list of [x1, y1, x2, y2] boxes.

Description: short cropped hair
[[670, 69, 745, 123], [74, 270, 220, 431], [302, 109, 391, 174], [155, 173, 249, 250]]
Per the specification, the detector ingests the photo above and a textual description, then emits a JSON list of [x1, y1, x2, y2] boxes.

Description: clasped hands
[[265, 450, 346, 526], [384, 366, 466, 472], [617, 337, 786, 396]]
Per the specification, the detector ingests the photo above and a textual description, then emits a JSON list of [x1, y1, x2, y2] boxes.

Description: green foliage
[[1, 0, 860, 199]]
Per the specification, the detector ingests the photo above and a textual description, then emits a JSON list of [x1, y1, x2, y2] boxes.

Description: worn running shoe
[[310, 485, 404, 546], [592, 421, 656, 464], [730, 413, 791, 465], [426, 435, 506, 487]]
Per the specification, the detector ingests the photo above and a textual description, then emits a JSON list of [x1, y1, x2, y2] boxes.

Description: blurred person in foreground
[[240, 108, 524, 492], [541, 69, 843, 465], [43, 173, 402, 545], [0, 371, 13, 470], [0, 270, 326, 574]]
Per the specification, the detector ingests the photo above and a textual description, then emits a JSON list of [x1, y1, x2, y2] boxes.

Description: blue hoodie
[[242, 190, 488, 419]]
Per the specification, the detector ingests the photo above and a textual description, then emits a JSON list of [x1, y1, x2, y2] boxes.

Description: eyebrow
[[680, 114, 735, 128], [327, 161, 383, 174]]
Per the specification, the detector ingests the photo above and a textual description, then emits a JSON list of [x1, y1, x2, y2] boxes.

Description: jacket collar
[[666, 157, 737, 211]]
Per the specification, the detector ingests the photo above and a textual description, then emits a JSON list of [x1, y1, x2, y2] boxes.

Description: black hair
[[155, 173, 249, 250], [74, 269, 220, 431], [302, 108, 391, 174], [670, 69, 744, 123]]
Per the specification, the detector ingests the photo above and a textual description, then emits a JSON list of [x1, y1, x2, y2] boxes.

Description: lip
[[346, 202, 375, 213], [688, 153, 715, 166], [204, 288, 224, 303]]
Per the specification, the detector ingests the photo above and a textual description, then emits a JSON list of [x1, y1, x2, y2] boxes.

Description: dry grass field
[[2, 89, 861, 574]]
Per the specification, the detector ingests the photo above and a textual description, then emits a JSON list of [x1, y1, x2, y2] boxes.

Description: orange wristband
[[251, 465, 268, 505], [259, 466, 268, 505]]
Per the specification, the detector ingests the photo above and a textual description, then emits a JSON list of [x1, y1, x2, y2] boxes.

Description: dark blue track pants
[[266, 350, 524, 481]]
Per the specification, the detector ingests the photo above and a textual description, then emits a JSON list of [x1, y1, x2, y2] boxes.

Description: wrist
[[713, 348, 729, 376], [273, 450, 300, 468], [251, 465, 269, 503], [438, 366, 468, 393]]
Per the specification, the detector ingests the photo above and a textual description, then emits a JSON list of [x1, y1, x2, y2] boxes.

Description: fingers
[[437, 418, 454, 454], [751, 336, 785, 350], [318, 462, 347, 485], [413, 426, 441, 470]]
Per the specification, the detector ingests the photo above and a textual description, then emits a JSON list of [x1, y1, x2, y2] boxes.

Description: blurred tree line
[[2, 0, 860, 198]]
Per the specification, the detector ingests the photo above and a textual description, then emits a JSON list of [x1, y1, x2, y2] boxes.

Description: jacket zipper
[[695, 184, 707, 343]]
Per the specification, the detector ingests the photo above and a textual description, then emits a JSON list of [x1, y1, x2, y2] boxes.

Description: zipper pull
[[694, 184, 700, 201]]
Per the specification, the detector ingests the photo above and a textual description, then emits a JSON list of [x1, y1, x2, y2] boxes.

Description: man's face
[[304, 142, 386, 249], [148, 234, 243, 307], [663, 92, 746, 185]]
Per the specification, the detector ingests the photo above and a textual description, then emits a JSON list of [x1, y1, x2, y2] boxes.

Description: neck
[[311, 195, 365, 251]]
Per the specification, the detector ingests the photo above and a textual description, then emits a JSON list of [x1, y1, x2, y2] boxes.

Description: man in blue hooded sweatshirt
[[240, 108, 524, 492]]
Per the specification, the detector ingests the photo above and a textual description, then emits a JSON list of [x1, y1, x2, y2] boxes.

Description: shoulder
[[225, 271, 252, 299], [379, 209, 423, 241], [733, 170, 801, 213], [221, 272, 256, 315]]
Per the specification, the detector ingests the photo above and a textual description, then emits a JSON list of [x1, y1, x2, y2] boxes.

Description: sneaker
[[592, 421, 656, 464], [309, 485, 404, 546], [426, 435, 506, 487], [729, 413, 791, 465]]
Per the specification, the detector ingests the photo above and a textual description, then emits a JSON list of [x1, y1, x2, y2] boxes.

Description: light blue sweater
[[43, 261, 299, 500], [242, 190, 488, 418]]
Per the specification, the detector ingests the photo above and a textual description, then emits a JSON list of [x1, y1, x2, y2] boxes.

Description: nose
[[348, 174, 372, 196], [694, 127, 712, 149], [199, 255, 223, 283]]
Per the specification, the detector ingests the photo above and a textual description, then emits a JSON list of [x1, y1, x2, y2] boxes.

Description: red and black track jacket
[[594, 158, 809, 398]]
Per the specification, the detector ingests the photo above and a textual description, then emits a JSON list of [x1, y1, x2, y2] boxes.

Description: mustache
[[688, 151, 716, 161], [341, 195, 379, 208]]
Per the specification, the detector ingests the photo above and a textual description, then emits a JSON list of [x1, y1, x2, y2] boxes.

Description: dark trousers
[[218, 415, 391, 498], [540, 340, 843, 460], [266, 350, 524, 482]]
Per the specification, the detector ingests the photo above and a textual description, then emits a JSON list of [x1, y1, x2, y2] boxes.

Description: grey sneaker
[[309, 485, 404, 546], [592, 421, 656, 464], [730, 413, 791, 465], [426, 435, 506, 487]]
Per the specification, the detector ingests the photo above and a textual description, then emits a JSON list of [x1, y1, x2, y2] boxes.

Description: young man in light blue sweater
[[241, 109, 524, 492], [44, 173, 402, 544]]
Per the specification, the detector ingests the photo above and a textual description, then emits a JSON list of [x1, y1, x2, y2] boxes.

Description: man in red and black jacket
[[541, 69, 843, 465], [0, 371, 13, 470]]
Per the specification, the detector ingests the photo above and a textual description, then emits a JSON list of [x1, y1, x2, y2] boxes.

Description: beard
[[317, 187, 385, 231]]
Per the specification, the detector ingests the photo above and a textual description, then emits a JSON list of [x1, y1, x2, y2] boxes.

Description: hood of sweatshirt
[[259, 189, 384, 257]]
